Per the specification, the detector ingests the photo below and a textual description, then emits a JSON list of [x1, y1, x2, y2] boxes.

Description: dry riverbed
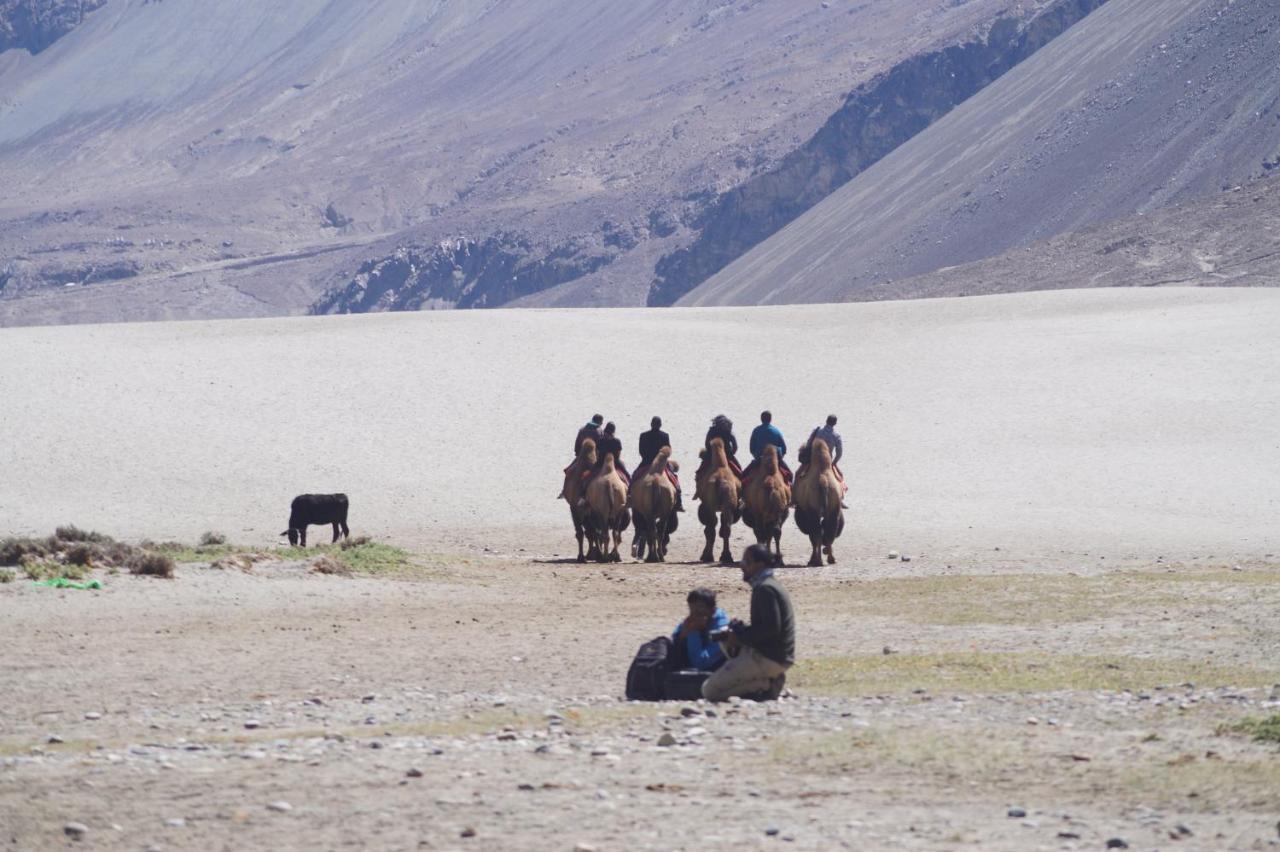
[[2, 539, 1278, 851]]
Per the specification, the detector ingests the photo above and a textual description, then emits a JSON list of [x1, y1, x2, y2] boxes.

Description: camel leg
[[611, 527, 623, 562], [647, 516, 664, 563], [700, 524, 715, 563], [807, 533, 823, 568], [718, 512, 734, 565]]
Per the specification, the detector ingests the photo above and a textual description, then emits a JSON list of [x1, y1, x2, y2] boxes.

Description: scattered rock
[[680, 706, 701, 717], [84, 712, 101, 721], [461, 826, 476, 838], [1007, 807, 1027, 818], [882, 646, 894, 655], [63, 822, 88, 841], [46, 734, 64, 744], [573, 844, 599, 852], [765, 826, 780, 836], [244, 719, 261, 730], [657, 732, 677, 747], [164, 818, 186, 828], [266, 801, 292, 813], [901, 555, 912, 563], [887, 551, 900, 560], [362, 694, 377, 703], [1106, 839, 1129, 850], [406, 768, 423, 778]]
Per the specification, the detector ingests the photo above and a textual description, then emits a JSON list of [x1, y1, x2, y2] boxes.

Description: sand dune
[[2, 288, 1277, 558]]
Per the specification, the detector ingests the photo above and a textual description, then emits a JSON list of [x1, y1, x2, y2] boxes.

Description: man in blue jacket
[[743, 410, 792, 486], [672, 588, 729, 671]]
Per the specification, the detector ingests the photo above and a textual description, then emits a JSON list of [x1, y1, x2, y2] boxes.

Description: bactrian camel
[[742, 444, 790, 562], [629, 446, 678, 562], [695, 437, 742, 564], [793, 438, 844, 567], [585, 453, 630, 563], [563, 438, 597, 562]]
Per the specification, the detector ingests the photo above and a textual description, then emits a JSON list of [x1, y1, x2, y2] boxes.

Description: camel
[[629, 446, 679, 562], [792, 438, 844, 567], [695, 437, 742, 564], [585, 453, 630, 563], [742, 444, 790, 562], [563, 438, 597, 562]]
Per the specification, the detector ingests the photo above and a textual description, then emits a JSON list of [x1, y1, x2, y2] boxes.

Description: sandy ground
[[2, 289, 1279, 849]]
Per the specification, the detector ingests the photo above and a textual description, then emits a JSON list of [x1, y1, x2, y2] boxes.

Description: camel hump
[[811, 438, 833, 469], [601, 452, 616, 472], [761, 444, 780, 474]]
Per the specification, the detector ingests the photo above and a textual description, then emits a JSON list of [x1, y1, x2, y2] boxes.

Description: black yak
[[282, 494, 350, 547]]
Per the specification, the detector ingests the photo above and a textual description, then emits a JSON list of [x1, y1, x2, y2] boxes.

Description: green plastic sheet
[[33, 578, 103, 590]]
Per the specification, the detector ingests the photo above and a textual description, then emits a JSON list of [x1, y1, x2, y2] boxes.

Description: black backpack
[[625, 635, 673, 701]]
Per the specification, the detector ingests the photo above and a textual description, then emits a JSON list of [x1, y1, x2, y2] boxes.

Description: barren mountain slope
[[0, 0, 103, 55], [842, 173, 1280, 303], [0, 0, 1054, 325], [682, 0, 1280, 306]]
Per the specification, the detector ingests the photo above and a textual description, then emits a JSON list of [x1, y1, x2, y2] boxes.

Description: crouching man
[[702, 544, 794, 702]]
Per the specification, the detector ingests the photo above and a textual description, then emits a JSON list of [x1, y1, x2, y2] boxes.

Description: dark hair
[[592, 414, 604, 425], [743, 544, 780, 569], [712, 414, 733, 432], [651, 416, 662, 429], [826, 415, 838, 427], [604, 421, 616, 435], [687, 587, 717, 609], [760, 410, 772, 424]]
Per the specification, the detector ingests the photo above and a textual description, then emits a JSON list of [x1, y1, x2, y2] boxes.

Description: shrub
[[338, 535, 372, 550], [21, 556, 49, 580], [0, 569, 14, 584], [64, 543, 96, 567], [128, 552, 175, 579], [199, 531, 228, 547], [60, 563, 87, 581], [0, 537, 50, 566], [1221, 714, 1280, 744], [54, 525, 110, 543]]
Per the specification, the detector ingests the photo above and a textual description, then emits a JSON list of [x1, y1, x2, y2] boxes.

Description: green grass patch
[[812, 570, 1280, 627], [793, 652, 1280, 697], [1219, 714, 1280, 744]]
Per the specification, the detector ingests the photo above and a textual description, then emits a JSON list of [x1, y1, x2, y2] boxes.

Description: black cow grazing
[[281, 493, 350, 547]]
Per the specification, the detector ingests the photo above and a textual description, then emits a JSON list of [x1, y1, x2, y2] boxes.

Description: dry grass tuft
[[199, 531, 228, 546], [128, 552, 175, 579], [310, 555, 351, 576]]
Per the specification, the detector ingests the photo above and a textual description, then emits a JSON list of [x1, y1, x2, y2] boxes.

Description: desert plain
[[2, 287, 1279, 850]]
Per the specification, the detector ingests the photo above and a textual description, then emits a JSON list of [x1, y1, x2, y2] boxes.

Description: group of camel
[[564, 437, 844, 568]]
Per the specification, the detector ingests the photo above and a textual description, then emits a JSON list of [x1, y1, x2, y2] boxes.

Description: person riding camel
[[743, 410, 792, 487], [559, 414, 605, 498], [796, 414, 848, 506], [593, 422, 631, 487], [634, 416, 684, 512], [694, 414, 742, 495]]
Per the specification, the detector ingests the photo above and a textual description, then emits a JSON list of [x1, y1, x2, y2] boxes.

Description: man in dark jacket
[[702, 544, 794, 702], [635, 416, 683, 511], [560, 414, 605, 498], [593, 421, 630, 485]]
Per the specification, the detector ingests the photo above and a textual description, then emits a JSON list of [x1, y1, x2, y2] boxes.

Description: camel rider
[[796, 414, 848, 506], [593, 421, 631, 487], [575, 414, 605, 454], [695, 414, 742, 488], [560, 414, 604, 498], [743, 410, 793, 486], [635, 416, 685, 512]]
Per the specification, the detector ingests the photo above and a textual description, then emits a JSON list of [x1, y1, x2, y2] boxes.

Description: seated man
[[560, 414, 603, 498], [593, 421, 631, 487], [633, 416, 684, 512], [702, 544, 794, 702], [671, 588, 729, 671], [742, 410, 793, 487]]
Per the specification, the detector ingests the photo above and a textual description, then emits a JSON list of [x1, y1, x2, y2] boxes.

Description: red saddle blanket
[[632, 463, 681, 489]]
